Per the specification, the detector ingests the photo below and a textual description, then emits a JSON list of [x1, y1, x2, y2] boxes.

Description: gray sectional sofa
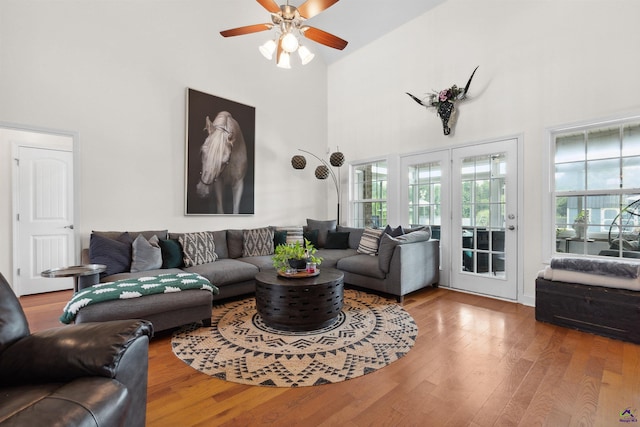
[[78, 221, 439, 332]]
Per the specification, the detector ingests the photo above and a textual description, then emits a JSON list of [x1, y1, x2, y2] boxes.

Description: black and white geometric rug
[[171, 289, 418, 387]]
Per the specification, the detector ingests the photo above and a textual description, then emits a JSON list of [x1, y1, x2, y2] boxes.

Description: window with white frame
[[553, 119, 640, 257], [351, 160, 387, 228]]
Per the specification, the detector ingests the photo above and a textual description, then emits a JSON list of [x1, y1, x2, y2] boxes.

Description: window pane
[[555, 162, 585, 191], [476, 204, 490, 227], [623, 124, 640, 156], [623, 156, 640, 188], [586, 158, 620, 190], [475, 157, 491, 180], [475, 180, 490, 203], [587, 127, 620, 160], [556, 133, 585, 163]]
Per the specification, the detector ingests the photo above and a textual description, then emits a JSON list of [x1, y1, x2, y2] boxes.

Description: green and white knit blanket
[[60, 272, 218, 324]]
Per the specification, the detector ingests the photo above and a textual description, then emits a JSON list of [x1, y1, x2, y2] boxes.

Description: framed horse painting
[[185, 88, 255, 215]]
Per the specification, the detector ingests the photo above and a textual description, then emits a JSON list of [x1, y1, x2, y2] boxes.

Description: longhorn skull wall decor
[[406, 66, 479, 135]]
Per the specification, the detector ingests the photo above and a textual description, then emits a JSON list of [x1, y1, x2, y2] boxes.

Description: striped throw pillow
[[357, 228, 383, 255], [274, 226, 304, 245]]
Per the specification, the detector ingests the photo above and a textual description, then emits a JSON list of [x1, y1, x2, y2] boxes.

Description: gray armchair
[[0, 273, 153, 427]]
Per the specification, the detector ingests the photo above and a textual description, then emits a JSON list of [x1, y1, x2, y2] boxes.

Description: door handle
[[508, 225, 515, 231], [64, 224, 74, 230]]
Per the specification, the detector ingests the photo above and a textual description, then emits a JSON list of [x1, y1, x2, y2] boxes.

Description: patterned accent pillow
[[274, 226, 304, 244], [179, 232, 217, 267], [243, 227, 274, 257], [357, 227, 384, 255]]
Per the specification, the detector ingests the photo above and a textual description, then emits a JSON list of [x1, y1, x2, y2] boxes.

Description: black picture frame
[[185, 88, 255, 215]]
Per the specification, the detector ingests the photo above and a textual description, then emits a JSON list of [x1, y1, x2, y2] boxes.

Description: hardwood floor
[[19, 286, 640, 426]]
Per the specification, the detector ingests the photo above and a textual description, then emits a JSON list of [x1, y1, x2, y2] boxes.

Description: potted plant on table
[[272, 239, 322, 273]]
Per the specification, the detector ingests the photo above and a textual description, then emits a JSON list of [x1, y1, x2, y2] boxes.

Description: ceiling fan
[[220, 0, 348, 68]]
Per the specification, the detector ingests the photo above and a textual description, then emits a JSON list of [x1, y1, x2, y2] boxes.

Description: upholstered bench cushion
[[75, 289, 213, 333]]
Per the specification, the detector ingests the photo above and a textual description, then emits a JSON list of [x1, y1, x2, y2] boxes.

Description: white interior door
[[451, 139, 518, 300], [10, 130, 75, 296]]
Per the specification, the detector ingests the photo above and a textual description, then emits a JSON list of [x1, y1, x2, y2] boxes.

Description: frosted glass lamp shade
[[298, 45, 315, 65], [259, 40, 276, 60], [277, 51, 291, 69]]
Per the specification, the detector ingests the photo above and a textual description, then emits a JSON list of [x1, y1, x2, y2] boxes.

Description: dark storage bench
[[535, 277, 640, 344]]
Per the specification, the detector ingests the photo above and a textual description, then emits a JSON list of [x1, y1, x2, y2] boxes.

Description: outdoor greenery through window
[[351, 160, 387, 228], [554, 120, 640, 257]]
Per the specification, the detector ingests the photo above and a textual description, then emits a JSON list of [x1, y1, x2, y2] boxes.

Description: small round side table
[[41, 264, 106, 292]]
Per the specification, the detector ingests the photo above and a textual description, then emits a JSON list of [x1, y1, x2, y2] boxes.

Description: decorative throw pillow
[[273, 230, 288, 247], [303, 229, 319, 248], [377, 230, 432, 273], [274, 226, 304, 244], [130, 234, 163, 272], [243, 227, 274, 257], [357, 227, 383, 255], [384, 224, 405, 237], [403, 225, 427, 234], [325, 231, 350, 249], [179, 232, 217, 267], [377, 233, 400, 273], [158, 238, 184, 268], [226, 229, 244, 259], [337, 226, 365, 249], [306, 219, 337, 248], [89, 232, 133, 276]]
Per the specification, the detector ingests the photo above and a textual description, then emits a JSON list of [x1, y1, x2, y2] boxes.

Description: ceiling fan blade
[[301, 26, 348, 50], [297, 0, 339, 19], [256, 0, 280, 13], [220, 23, 273, 37]]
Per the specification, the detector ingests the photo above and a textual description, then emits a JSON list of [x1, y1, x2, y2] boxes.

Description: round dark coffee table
[[255, 269, 344, 331]]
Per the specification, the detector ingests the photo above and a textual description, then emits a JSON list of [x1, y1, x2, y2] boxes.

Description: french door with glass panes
[[451, 139, 518, 300], [400, 150, 450, 286]]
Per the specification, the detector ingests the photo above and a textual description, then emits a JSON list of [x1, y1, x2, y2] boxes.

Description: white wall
[[328, 0, 640, 303], [0, 0, 331, 280]]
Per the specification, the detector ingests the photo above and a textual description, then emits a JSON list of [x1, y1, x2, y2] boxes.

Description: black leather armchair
[[0, 273, 153, 427]]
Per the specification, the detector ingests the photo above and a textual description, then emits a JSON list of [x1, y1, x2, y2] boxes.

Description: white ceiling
[[225, 0, 446, 64]]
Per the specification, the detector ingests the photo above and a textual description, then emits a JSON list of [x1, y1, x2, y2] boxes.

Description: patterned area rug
[[171, 289, 418, 387]]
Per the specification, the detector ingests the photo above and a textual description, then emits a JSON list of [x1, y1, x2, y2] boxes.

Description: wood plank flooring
[[19, 286, 640, 426]]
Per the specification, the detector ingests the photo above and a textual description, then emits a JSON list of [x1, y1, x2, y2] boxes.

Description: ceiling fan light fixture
[[298, 44, 315, 65], [259, 39, 277, 60], [280, 32, 299, 53], [277, 51, 291, 69]]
